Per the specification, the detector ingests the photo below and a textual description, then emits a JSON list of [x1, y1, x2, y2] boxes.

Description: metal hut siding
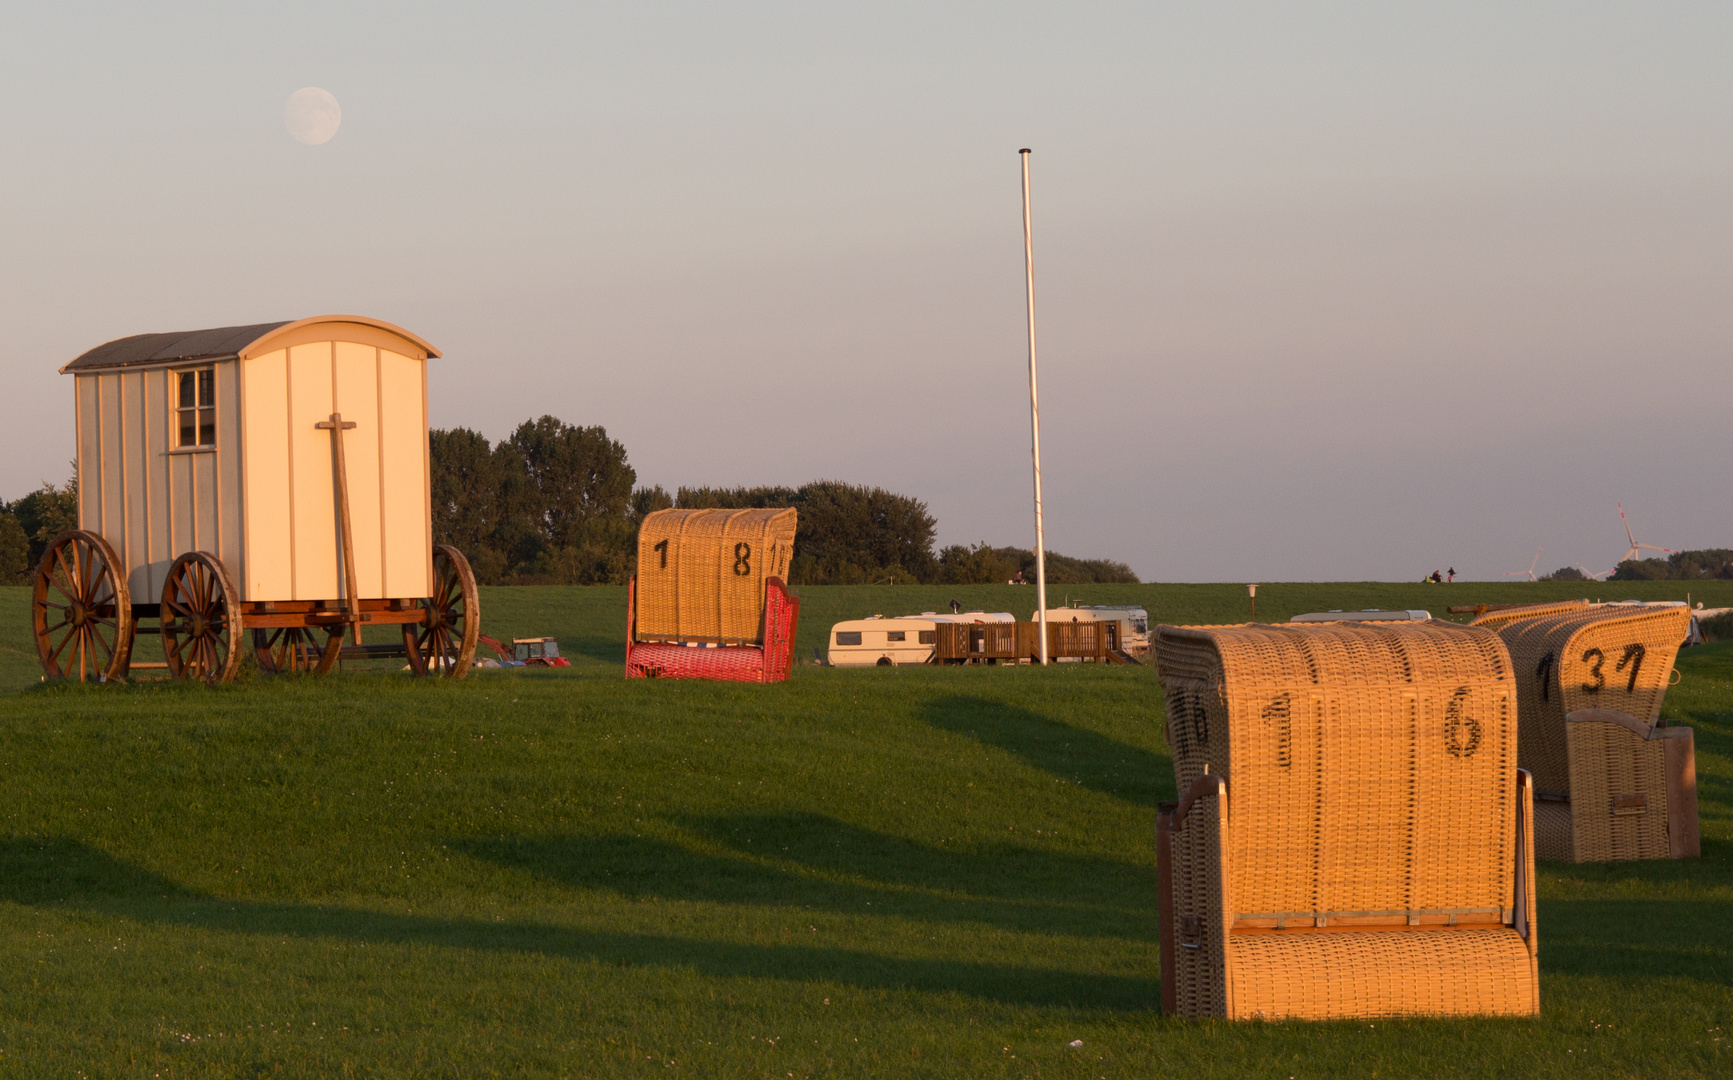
[[66, 316, 435, 605]]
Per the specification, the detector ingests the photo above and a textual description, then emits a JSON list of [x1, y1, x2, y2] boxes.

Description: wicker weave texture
[[1565, 718, 1670, 860], [1534, 800, 1573, 861], [1158, 766, 1539, 1019], [1470, 600, 1592, 631], [1155, 622, 1518, 925], [1489, 606, 1688, 796], [1169, 778, 1232, 1018], [1227, 928, 1537, 1020], [635, 509, 796, 644]]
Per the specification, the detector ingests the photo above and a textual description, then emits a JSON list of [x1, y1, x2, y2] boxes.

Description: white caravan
[[1031, 604, 1151, 657], [828, 611, 1015, 666]]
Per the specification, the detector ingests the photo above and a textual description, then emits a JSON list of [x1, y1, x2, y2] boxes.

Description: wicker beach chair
[[1154, 621, 1539, 1020], [1479, 604, 1696, 862], [625, 509, 799, 682], [1468, 599, 1592, 631]]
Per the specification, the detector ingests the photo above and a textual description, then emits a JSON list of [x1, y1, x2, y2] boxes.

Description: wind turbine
[[1504, 547, 1542, 582], [1616, 503, 1674, 565]]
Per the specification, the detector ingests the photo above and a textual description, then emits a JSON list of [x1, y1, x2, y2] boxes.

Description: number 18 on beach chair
[[625, 508, 799, 683], [1154, 622, 1539, 1020]]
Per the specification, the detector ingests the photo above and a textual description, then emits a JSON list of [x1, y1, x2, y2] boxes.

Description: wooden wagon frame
[[33, 316, 479, 683]]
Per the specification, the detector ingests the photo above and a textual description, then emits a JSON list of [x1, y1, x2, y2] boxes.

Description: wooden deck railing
[[930, 620, 1115, 664]]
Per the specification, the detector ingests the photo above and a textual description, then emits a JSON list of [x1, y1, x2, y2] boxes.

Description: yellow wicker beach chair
[[1154, 621, 1539, 1020], [634, 508, 796, 644], [626, 508, 799, 682], [1468, 600, 1592, 631], [1481, 604, 1696, 862]]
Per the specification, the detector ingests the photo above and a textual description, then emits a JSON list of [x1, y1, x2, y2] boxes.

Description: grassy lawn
[[0, 581, 1728, 1077]]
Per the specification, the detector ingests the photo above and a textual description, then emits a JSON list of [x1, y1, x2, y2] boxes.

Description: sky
[[1, 2, 1728, 582]]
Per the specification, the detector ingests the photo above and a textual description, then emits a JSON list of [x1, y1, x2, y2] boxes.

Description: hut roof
[[61, 315, 440, 374]]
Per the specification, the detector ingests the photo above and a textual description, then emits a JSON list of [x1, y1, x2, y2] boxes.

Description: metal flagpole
[[1020, 148, 1049, 665]]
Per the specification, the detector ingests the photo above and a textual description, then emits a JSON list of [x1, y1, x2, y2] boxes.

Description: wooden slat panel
[[378, 349, 429, 598], [217, 358, 244, 589], [141, 369, 173, 601], [100, 373, 126, 557], [121, 371, 149, 595], [334, 341, 383, 598], [241, 349, 292, 601], [77, 375, 102, 535], [288, 342, 339, 600]]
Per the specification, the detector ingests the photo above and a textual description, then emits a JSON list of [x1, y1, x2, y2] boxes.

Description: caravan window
[[176, 368, 216, 448], [886, 631, 905, 642], [836, 631, 862, 646], [918, 630, 936, 644]]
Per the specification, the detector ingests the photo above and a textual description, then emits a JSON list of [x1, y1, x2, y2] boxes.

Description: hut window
[[918, 630, 936, 644], [886, 631, 906, 642], [176, 368, 216, 447], [835, 631, 862, 646]]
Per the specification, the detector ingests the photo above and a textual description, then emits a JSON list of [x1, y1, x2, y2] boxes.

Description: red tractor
[[478, 636, 571, 667]]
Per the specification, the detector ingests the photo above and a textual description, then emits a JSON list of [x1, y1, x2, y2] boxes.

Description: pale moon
[[284, 87, 342, 145]]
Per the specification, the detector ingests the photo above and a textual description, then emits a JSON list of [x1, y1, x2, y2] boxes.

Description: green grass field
[[0, 581, 1728, 1077]]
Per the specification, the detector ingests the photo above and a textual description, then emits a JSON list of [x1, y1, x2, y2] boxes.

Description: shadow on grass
[[459, 811, 1152, 939], [1539, 898, 1733, 984], [0, 836, 1156, 1011], [919, 695, 1169, 808]]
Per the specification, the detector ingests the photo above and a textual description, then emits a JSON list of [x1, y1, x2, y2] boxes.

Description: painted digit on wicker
[[733, 542, 751, 576], [1581, 647, 1606, 693], [1617, 643, 1645, 693], [654, 538, 669, 569], [1445, 686, 1482, 759], [1263, 693, 1292, 768], [1190, 694, 1211, 748]]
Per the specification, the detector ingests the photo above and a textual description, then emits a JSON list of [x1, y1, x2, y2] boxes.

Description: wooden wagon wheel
[[412, 544, 480, 679], [252, 627, 324, 675], [32, 530, 133, 682], [161, 552, 242, 684]]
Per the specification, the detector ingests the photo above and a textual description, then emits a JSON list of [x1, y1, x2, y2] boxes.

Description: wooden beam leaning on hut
[[314, 412, 362, 646]]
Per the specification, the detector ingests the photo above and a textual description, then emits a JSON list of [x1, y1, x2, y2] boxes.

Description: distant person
[[1010, 570, 1027, 585], [1448, 567, 1456, 583], [1430, 570, 1443, 584]]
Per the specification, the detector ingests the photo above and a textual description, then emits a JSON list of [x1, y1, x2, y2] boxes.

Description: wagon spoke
[[78, 546, 98, 599], [53, 548, 76, 597], [52, 626, 79, 664]]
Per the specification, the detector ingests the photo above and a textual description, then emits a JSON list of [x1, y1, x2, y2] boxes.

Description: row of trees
[[0, 478, 77, 585], [428, 416, 1138, 586], [1607, 550, 1733, 581], [0, 417, 1140, 587]]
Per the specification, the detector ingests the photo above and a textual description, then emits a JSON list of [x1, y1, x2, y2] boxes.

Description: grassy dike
[[0, 582, 1727, 1077]]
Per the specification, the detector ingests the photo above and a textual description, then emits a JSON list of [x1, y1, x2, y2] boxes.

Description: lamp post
[[1248, 584, 1258, 622], [1020, 148, 1049, 665]]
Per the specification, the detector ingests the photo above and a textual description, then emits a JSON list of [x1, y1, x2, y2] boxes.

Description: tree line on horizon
[[8, 437, 1730, 588], [427, 416, 1139, 586], [0, 418, 1137, 587]]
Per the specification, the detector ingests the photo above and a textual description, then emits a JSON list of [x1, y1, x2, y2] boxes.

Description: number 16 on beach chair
[[1154, 622, 1539, 1020], [625, 508, 799, 683]]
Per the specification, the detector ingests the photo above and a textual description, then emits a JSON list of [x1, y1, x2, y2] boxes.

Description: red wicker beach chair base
[[625, 575, 798, 683]]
